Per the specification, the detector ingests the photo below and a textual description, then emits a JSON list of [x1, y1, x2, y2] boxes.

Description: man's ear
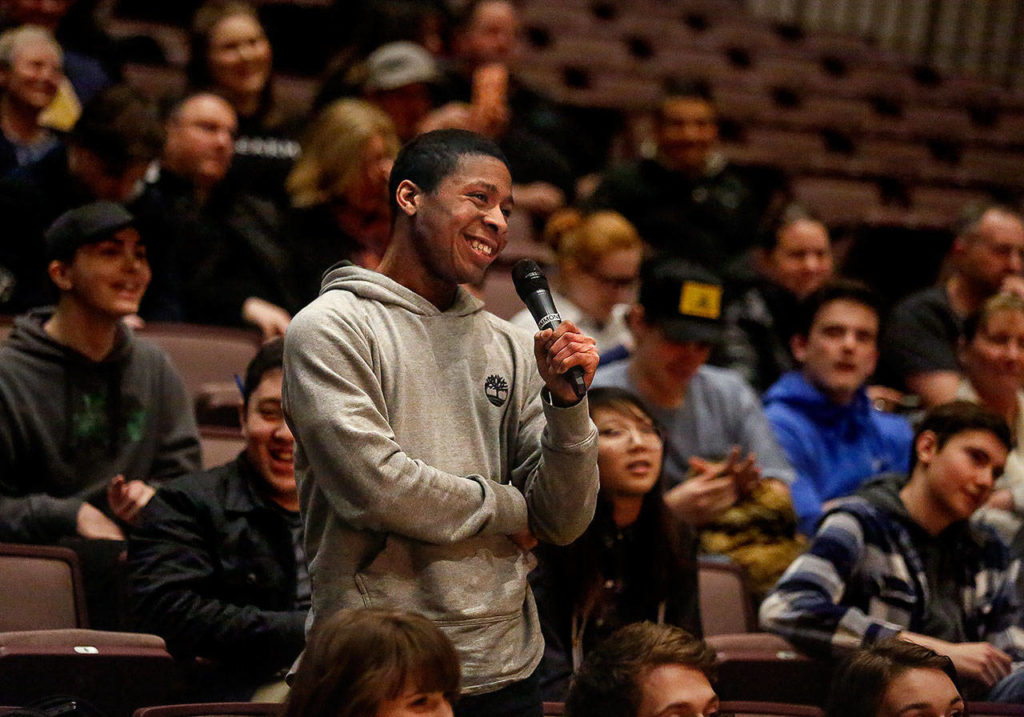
[[395, 179, 422, 218], [791, 333, 808, 364], [626, 304, 645, 337], [915, 429, 938, 467], [47, 259, 73, 292]]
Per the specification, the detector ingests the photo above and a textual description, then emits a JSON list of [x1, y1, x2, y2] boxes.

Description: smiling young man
[[761, 401, 1024, 702], [763, 279, 913, 534], [128, 337, 308, 701], [0, 201, 200, 628], [282, 129, 600, 717], [0, 201, 200, 546]]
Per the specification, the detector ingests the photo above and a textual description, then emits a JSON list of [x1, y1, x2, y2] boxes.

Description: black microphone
[[511, 259, 587, 399]]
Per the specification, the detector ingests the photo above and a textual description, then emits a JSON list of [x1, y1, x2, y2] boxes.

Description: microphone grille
[[511, 259, 549, 299]]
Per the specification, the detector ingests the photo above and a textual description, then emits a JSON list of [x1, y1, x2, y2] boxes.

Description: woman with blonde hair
[[511, 208, 643, 354], [282, 608, 460, 717], [957, 292, 1024, 545], [285, 98, 399, 305]]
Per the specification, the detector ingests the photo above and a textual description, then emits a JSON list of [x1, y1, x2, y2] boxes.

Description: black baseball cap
[[45, 201, 136, 262], [638, 256, 724, 342]]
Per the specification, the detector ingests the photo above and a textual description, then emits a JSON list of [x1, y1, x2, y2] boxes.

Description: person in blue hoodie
[[763, 278, 913, 535]]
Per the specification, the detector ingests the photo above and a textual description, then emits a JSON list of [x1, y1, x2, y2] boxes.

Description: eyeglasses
[[583, 267, 638, 290]]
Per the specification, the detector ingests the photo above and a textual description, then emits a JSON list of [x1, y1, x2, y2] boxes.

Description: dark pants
[[454, 668, 543, 717]]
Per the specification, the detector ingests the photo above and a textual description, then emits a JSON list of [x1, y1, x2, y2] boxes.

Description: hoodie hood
[[8, 308, 134, 458], [855, 472, 911, 517], [319, 262, 485, 318]]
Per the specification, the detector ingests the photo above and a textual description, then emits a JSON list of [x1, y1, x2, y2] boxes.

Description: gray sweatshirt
[[282, 264, 599, 694]]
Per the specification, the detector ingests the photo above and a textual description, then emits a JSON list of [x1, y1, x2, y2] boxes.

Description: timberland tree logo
[[485, 374, 509, 407]]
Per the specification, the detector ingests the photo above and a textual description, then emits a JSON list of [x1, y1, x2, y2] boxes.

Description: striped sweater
[[759, 473, 1024, 659]]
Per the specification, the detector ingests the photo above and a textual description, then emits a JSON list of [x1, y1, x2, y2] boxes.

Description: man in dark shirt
[[880, 204, 1024, 406], [588, 82, 783, 278], [128, 337, 308, 701]]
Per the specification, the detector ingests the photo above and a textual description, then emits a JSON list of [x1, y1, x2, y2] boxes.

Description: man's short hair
[[242, 337, 284, 408], [952, 202, 1020, 243], [0, 25, 62, 69], [825, 638, 959, 717], [795, 278, 882, 338], [565, 622, 716, 717], [910, 401, 1012, 470], [71, 85, 165, 175], [387, 129, 508, 218], [756, 201, 822, 252]]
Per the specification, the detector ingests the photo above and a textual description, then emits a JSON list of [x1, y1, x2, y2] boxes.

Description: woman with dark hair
[[530, 386, 701, 702], [282, 608, 460, 717], [825, 638, 963, 717], [186, 0, 299, 202]]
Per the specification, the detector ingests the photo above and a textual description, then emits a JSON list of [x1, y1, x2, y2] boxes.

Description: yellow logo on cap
[[679, 281, 721, 319]]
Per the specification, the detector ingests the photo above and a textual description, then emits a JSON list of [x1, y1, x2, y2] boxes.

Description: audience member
[[510, 209, 642, 355], [359, 41, 442, 142], [0, 0, 117, 125], [761, 401, 1024, 702], [0, 26, 63, 175], [531, 387, 701, 702], [564, 621, 717, 717], [186, 0, 300, 203], [0, 84, 164, 315], [282, 129, 599, 717], [144, 91, 294, 338], [437, 0, 614, 179], [956, 293, 1024, 546], [710, 203, 834, 391], [284, 97, 398, 304], [880, 204, 1024, 407], [825, 638, 964, 717], [425, 0, 578, 217], [587, 80, 783, 279], [592, 255, 801, 595], [0, 202, 200, 626], [128, 337, 307, 701], [763, 279, 913, 535], [281, 608, 460, 717]]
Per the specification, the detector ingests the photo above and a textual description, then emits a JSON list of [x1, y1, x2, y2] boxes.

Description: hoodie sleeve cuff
[[541, 391, 595, 448]]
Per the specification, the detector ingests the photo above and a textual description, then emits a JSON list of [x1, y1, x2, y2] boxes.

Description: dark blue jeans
[[454, 668, 543, 717]]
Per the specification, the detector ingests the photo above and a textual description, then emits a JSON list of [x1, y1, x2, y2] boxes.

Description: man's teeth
[[470, 240, 494, 256]]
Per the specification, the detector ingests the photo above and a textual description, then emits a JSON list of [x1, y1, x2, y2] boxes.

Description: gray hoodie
[[282, 264, 599, 694]]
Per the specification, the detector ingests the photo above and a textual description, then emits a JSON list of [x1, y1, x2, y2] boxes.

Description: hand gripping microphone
[[511, 259, 587, 399]]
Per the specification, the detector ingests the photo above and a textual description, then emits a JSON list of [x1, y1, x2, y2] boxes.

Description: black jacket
[[127, 454, 307, 679]]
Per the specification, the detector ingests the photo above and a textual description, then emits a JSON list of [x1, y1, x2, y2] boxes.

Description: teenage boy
[[0, 200, 200, 545], [283, 129, 599, 717], [565, 622, 718, 717], [760, 401, 1024, 702], [763, 279, 913, 535], [129, 338, 307, 701]]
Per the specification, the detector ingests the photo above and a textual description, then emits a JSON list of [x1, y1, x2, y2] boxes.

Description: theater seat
[[133, 703, 280, 717], [707, 633, 831, 705], [0, 543, 88, 631], [0, 629, 177, 716]]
